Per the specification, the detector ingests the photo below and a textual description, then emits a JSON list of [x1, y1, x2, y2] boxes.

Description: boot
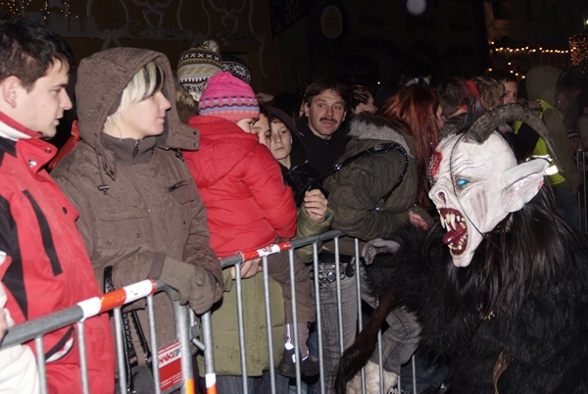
[[347, 360, 398, 394], [277, 323, 319, 378]]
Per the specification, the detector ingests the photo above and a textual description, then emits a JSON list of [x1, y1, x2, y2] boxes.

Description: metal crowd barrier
[[219, 230, 420, 394], [0, 279, 209, 394], [574, 149, 587, 235], [1, 230, 422, 394]]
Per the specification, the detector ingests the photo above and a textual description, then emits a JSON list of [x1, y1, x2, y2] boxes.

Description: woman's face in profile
[[116, 90, 171, 140]]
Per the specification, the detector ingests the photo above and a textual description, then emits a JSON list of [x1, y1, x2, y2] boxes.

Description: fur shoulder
[[348, 113, 411, 154]]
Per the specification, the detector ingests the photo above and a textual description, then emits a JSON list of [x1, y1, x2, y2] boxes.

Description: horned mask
[[428, 104, 560, 267]]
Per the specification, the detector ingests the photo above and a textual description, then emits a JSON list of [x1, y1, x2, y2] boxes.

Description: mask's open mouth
[[439, 208, 468, 255]]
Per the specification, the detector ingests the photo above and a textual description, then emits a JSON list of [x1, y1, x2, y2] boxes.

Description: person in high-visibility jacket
[[525, 66, 582, 228]]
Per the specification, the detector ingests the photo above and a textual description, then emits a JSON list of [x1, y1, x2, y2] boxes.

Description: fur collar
[[348, 112, 412, 155]]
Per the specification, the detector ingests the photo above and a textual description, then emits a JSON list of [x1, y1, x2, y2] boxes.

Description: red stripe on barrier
[[240, 241, 294, 262], [207, 384, 217, 394], [99, 288, 128, 313], [240, 250, 261, 261], [276, 241, 292, 251]]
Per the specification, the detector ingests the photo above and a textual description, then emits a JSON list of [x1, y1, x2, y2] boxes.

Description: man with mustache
[[297, 79, 350, 176]]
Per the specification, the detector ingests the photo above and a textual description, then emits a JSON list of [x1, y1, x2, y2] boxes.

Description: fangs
[[440, 210, 468, 254]]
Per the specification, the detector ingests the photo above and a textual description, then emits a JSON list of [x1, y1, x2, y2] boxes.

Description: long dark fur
[[333, 287, 396, 393], [335, 185, 588, 393]]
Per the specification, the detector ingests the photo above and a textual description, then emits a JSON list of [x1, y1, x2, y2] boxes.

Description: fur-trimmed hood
[[347, 112, 413, 158]]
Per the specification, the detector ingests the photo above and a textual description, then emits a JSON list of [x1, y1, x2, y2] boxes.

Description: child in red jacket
[[183, 72, 318, 378]]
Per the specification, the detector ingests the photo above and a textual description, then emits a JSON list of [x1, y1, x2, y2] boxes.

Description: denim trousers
[[360, 267, 421, 375], [310, 272, 358, 394]]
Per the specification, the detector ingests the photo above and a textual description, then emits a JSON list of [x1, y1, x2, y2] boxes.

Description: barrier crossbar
[[3, 229, 422, 394], [1, 279, 209, 394], [218, 230, 419, 394]]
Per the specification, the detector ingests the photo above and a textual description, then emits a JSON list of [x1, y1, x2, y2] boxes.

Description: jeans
[[216, 370, 289, 394], [361, 268, 421, 376], [311, 269, 358, 394]]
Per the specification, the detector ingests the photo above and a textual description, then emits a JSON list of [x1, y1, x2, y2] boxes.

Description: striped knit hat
[[198, 71, 259, 122], [177, 40, 223, 102]]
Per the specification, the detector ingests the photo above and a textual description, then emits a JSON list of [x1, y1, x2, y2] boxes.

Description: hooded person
[[181, 72, 319, 387], [319, 110, 421, 394], [525, 65, 582, 228], [51, 48, 224, 388]]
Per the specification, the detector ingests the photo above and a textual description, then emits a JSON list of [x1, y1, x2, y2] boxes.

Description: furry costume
[[335, 104, 588, 393]]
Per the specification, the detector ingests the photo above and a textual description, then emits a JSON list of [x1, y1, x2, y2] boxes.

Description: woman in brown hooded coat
[[51, 48, 223, 375]]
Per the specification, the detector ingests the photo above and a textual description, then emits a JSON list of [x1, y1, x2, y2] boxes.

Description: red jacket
[[0, 112, 115, 393], [183, 116, 297, 258]]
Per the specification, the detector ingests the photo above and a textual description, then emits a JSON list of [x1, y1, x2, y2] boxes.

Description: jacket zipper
[[133, 139, 139, 159]]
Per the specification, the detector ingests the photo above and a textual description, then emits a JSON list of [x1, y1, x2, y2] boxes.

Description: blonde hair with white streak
[[104, 61, 164, 135]]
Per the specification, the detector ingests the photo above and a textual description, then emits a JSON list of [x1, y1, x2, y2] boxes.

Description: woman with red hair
[[378, 85, 442, 211]]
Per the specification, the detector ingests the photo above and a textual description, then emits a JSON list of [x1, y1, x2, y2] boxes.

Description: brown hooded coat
[[51, 48, 223, 353]]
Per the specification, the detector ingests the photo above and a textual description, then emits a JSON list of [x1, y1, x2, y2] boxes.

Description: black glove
[[361, 238, 401, 265]]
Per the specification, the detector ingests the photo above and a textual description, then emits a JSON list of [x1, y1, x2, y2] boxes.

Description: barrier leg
[[77, 321, 90, 394]]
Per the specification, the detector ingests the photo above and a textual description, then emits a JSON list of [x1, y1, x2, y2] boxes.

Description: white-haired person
[[51, 48, 223, 392]]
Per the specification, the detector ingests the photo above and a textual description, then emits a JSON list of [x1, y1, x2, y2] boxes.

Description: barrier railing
[[2, 229, 422, 394], [1, 279, 207, 394], [219, 230, 420, 394]]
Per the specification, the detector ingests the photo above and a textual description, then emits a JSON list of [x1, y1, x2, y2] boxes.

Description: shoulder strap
[[324, 142, 409, 203]]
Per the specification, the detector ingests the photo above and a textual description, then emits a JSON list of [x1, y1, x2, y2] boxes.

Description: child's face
[[236, 117, 257, 134], [501, 80, 518, 105], [269, 119, 293, 163], [251, 114, 271, 147]]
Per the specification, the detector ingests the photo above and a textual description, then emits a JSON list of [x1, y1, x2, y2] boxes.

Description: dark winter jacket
[[0, 112, 115, 393], [296, 115, 350, 176], [322, 113, 418, 242], [265, 105, 334, 262], [52, 48, 223, 351]]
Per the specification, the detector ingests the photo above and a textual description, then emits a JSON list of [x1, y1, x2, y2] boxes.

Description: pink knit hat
[[198, 71, 259, 122]]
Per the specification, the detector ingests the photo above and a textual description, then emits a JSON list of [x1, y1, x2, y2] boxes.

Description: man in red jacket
[[0, 15, 115, 393]]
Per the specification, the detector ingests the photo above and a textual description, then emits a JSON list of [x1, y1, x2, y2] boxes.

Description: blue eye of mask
[[456, 178, 469, 187]]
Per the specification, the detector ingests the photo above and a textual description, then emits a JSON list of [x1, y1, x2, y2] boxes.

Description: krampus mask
[[429, 104, 559, 267]]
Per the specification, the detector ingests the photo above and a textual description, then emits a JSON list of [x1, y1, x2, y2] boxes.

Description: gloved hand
[[187, 267, 216, 314], [361, 238, 401, 265], [158, 258, 217, 314]]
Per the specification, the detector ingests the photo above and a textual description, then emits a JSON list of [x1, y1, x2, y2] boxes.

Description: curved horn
[[439, 113, 467, 140], [464, 103, 564, 171]]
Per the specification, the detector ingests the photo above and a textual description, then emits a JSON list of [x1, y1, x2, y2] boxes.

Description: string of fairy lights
[[1, 2, 587, 74], [488, 34, 588, 77], [0, 1, 72, 19], [0, 0, 33, 15], [569, 32, 588, 73]]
